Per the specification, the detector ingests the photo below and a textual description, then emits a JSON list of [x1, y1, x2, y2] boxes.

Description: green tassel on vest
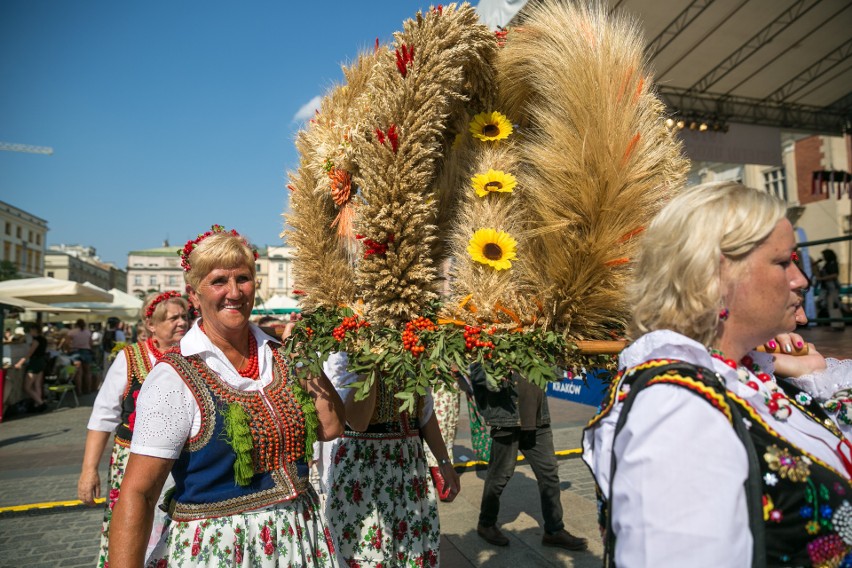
[[222, 402, 255, 486], [291, 380, 318, 462]]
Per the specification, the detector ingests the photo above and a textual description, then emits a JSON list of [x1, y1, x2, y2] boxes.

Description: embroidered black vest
[[344, 376, 423, 437], [114, 342, 154, 447], [587, 359, 852, 567], [160, 346, 311, 522]]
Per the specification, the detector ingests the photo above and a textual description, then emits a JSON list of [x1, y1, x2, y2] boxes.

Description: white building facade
[[0, 200, 48, 278]]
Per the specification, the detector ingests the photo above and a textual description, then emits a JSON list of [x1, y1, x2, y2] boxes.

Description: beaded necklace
[[146, 337, 165, 360], [199, 321, 260, 380], [710, 349, 792, 421]]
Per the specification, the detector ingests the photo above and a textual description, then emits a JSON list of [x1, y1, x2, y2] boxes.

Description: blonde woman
[[110, 226, 344, 567], [583, 183, 851, 566]]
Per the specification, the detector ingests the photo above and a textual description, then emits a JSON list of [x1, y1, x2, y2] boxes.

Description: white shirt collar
[[178, 320, 280, 388], [619, 329, 771, 397]]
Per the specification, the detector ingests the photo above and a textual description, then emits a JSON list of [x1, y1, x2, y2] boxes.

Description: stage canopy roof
[[481, 0, 851, 135]]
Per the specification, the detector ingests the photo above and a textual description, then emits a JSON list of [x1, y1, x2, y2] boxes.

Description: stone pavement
[[0, 390, 602, 568]]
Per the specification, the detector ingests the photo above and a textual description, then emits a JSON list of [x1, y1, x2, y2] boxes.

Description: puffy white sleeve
[[323, 351, 435, 425], [418, 388, 434, 427], [323, 352, 360, 403], [129, 361, 198, 460], [782, 358, 852, 439], [784, 358, 852, 401], [87, 349, 129, 432], [610, 385, 752, 567]]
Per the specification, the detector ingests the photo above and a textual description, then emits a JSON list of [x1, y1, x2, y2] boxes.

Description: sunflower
[[468, 228, 518, 270], [469, 111, 513, 142], [471, 169, 517, 197]]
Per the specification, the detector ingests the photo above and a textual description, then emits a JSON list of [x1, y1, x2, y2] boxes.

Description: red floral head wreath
[[179, 224, 259, 272], [145, 290, 182, 319]]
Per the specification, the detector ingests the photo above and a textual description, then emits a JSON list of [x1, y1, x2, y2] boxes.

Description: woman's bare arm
[[108, 453, 173, 567]]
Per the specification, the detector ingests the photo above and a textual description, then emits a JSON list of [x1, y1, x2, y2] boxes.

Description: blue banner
[[547, 368, 611, 407]]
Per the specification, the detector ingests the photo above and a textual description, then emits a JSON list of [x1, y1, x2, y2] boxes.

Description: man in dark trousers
[[471, 363, 588, 551]]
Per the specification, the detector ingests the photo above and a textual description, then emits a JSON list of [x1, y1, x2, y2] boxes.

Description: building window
[[36, 234, 41, 245], [4, 222, 9, 236], [134, 275, 142, 285], [149, 275, 157, 286], [47, 271, 54, 277], [168, 275, 178, 286], [278, 263, 284, 271], [16, 226, 22, 238], [763, 168, 787, 201], [256, 263, 261, 273], [278, 278, 284, 287]]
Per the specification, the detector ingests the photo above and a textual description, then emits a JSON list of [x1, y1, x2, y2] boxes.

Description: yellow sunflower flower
[[468, 228, 518, 270], [469, 111, 513, 142], [471, 169, 517, 197]]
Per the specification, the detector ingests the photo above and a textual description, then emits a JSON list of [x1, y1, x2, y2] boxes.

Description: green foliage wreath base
[[282, 305, 617, 415]]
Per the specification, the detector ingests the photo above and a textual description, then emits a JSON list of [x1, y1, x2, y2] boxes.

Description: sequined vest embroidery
[[588, 360, 852, 567], [114, 342, 153, 447], [161, 346, 309, 522]]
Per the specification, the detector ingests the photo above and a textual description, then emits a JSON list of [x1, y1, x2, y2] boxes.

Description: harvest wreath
[[282, 2, 687, 408]]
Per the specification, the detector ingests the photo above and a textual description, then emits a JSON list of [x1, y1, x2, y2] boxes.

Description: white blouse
[[87, 348, 154, 432], [582, 330, 850, 567], [130, 322, 279, 460]]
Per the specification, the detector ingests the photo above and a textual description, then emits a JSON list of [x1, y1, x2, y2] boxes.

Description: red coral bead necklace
[[199, 321, 259, 379]]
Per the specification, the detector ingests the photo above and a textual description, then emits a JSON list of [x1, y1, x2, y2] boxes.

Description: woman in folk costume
[[322, 353, 459, 566], [583, 183, 852, 567], [78, 290, 188, 567], [109, 226, 344, 567]]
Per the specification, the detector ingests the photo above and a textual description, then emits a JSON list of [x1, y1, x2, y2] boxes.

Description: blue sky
[[0, 0, 443, 266]]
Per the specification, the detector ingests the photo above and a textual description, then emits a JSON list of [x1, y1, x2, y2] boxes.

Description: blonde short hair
[[629, 182, 788, 346], [141, 292, 189, 324], [184, 231, 257, 290]]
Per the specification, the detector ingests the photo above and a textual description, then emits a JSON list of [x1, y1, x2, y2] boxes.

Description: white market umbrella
[[0, 295, 90, 314], [51, 285, 142, 321], [0, 277, 114, 304]]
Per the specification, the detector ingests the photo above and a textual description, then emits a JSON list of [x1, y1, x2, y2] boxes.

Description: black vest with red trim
[[589, 360, 852, 566], [114, 342, 154, 447]]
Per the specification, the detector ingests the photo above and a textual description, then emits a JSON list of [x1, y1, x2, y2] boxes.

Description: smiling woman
[[108, 225, 345, 567]]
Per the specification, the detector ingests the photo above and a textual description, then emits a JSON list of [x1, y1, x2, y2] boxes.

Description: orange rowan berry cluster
[[402, 317, 436, 356], [464, 325, 496, 357], [332, 316, 369, 341]]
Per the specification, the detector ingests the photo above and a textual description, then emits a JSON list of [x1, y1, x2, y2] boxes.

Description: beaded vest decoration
[[114, 341, 155, 447], [160, 346, 311, 522], [587, 360, 852, 566], [347, 376, 423, 436]]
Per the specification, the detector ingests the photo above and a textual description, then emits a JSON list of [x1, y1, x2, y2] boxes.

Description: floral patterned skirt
[[145, 487, 338, 568], [324, 430, 440, 568], [424, 388, 460, 468], [98, 441, 172, 567], [96, 442, 128, 568]]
